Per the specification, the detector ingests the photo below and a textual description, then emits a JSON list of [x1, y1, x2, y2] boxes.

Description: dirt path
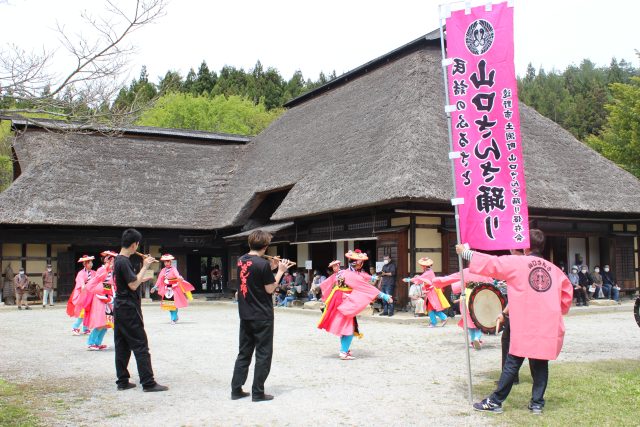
[[0, 302, 638, 426]]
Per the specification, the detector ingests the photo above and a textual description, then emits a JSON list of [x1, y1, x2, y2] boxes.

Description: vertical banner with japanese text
[[445, 1, 529, 250]]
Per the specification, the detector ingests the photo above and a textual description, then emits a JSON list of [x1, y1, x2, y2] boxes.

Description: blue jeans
[[492, 354, 548, 407], [279, 296, 295, 307], [381, 284, 395, 315], [610, 286, 620, 302], [428, 310, 447, 326]]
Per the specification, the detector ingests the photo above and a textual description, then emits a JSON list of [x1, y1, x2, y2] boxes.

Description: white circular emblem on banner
[[465, 19, 495, 55]]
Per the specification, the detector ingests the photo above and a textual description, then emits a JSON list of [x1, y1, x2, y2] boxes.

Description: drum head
[[468, 284, 507, 335], [634, 297, 640, 328]]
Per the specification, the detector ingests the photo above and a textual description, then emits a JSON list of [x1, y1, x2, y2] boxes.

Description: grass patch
[[0, 380, 41, 427], [475, 359, 640, 426]]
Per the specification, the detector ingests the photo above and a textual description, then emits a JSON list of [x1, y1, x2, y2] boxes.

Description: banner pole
[[438, 4, 474, 405]]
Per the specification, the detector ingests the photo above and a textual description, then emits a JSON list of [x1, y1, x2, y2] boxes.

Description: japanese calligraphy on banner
[[445, 1, 529, 250]]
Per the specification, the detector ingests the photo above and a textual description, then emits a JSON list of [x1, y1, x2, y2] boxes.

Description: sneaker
[[427, 324, 436, 328], [379, 313, 388, 316], [49, 304, 54, 307], [98, 345, 108, 350], [143, 383, 169, 392], [83, 329, 91, 335], [346, 350, 356, 359], [18, 306, 22, 310], [117, 383, 136, 391], [252, 393, 274, 402], [24, 306, 31, 310], [528, 403, 543, 415], [388, 313, 394, 317], [473, 398, 503, 413], [43, 305, 46, 309], [339, 351, 355, 360], [472, 340, 482, 350], [72, 328, 81, 336], [170, 320, 176, 325], [441, 318, 448, 327], [88, 345, 99, 351]]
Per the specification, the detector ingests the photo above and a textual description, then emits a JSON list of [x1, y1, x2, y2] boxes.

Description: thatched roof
[[0, 122, 248, 229], [220, 36, 640, 225]]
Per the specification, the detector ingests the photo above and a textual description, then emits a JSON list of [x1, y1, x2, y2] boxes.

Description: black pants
[[231, 319, 274, 395], [113, 301, 156, 388], [491, 354, 549, 407], [500, 318, 519, 383], [575, 286, 588, 305]]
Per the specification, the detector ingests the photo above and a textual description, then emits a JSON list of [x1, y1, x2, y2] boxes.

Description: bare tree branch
[[0, 0, 166, 130]]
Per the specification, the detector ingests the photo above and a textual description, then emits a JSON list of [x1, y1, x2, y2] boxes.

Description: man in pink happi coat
[[456, 229, 573, 415]]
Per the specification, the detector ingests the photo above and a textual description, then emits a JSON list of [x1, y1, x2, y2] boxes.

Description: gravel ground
[[0, 300, 638, 426]]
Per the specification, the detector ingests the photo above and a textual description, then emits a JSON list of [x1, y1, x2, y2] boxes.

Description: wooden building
[[1, 30, 639, 306]]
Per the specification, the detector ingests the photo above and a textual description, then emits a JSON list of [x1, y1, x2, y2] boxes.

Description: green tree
[[112, 66, 158, 115], [585, 76, 640, 177], [136, 93, 283, 135]]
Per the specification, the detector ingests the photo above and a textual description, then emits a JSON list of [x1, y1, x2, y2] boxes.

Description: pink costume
[[318, 269, 381, 337], [155, 266, 195, 310], [418, 269, 450, 312], [432, 269, 494, 329], [67, 268, 95, 319], [469, 252, 573, 360], [83, 265, 115, 329]]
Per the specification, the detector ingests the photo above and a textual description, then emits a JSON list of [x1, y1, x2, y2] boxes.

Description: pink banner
[[445, 1, 529, 250]]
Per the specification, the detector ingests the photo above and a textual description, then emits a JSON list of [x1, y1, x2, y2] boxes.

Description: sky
[[1, 0, 638, 85]]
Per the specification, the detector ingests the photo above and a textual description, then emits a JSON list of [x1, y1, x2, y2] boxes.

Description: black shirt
[[381, 262, 397, 287], [114, 254, 140, 305], [237, 254, 276, 321]]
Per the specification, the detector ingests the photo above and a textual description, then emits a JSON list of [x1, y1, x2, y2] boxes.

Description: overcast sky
[[2, 0, 638, 84]]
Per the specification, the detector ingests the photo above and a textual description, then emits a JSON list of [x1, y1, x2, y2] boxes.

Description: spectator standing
[[379, 255, 396, 317], [42, 264, 55, 307], [14, 268, 30, 310], [601, 265, 620, 303], [211, 265, 222, 292]]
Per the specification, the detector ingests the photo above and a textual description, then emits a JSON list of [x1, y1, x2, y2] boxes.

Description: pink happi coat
[[83, 265, 115, 329], [318, 269, 380, 337], [418, 269, 448, 312], [431, 269, 494, 329], [155, 266, 195, 309], [469, 252, 573, 360], [66, 268, 95, 318]]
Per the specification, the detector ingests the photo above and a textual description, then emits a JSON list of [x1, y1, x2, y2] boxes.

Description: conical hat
[[77, 255, 95, 263]]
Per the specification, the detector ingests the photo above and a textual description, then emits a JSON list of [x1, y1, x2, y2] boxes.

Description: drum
[[468, 283, 507, 335], [634, 296, 640, 328]]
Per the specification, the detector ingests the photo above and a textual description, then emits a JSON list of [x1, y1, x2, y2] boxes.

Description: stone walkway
[[0, 300, 638, 426]]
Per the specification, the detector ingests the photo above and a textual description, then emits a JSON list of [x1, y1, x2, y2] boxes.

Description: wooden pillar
[[410, 215, 416, 276]]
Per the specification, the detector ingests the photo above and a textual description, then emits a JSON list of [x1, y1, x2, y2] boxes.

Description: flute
[[135, 251, 159, 263], [261, 255, 296, 267]]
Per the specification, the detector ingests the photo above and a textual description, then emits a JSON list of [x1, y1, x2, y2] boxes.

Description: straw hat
[[77, 255, 95, 263], [418, 257, 434, 267], [328, 260, 341, 268], [345, 249, 368, 261], [100, 250, 118, 258], [160, 254, 175, 261]]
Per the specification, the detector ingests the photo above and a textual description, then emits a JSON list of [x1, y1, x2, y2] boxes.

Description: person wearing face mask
[[379, 255, 397, 316], [577, 266, 591, 305], [591, 266, 604, 299], [568, 266, 587, 306], [601, 265, 619, 303], [14, 268, 30, 310], [42, 264, 55, 308]]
